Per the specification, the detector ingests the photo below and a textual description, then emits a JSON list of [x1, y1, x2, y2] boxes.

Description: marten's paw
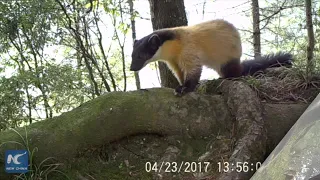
[[174, 85, 193, 96], [174, 86, 185, 96]]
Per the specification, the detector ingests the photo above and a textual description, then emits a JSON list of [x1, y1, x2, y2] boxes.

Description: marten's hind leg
[[220, 58, 243, 78], [174, 66, 202, 96]]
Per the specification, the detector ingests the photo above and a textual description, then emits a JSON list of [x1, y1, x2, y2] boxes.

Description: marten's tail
[[241, 52, 294, 76]]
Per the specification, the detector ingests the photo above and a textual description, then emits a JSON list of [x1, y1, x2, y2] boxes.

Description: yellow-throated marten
[[130, 19, 293, 96]]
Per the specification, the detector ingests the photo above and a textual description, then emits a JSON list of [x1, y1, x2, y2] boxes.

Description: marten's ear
[[134, 40, 138, 46], [148, 34, 161, 50]]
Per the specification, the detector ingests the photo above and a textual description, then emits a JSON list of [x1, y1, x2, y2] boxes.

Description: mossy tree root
[[216, 81, 267, 180]]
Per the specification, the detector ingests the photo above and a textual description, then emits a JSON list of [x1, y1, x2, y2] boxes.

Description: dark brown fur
[[221, 59, 243, 78]]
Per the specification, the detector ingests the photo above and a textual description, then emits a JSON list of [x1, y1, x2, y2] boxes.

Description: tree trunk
[[118, 0, 127, 92], [56, 0, 101, 96], [305, 0, 315, 76], [83, 16, 111, 92], [148, 0, 188, 88], [252, 0, 261, 58], [128, 0, 141, 90], [92, 10, 117, 92]]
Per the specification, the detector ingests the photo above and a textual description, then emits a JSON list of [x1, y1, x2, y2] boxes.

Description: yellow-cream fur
[[151, 19, 242, 85]]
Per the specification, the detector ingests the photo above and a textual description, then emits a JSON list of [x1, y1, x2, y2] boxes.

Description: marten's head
[[130, 30, 175, 71]]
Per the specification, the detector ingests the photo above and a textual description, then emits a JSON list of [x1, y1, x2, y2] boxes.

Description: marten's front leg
[[174, 66, 202, 96]]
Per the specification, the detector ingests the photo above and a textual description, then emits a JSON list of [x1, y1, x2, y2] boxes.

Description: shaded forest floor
[[61, 134, 233, 180]]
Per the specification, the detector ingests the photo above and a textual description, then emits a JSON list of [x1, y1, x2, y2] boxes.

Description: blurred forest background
[[0, 0, 319, 131]]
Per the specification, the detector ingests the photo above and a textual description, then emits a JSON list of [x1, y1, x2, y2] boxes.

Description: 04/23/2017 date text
[[145, 161, 211, 173]]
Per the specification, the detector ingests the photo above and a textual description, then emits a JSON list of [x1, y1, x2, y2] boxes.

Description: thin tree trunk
[[56, 0, 101, 96], [76, 50, 85, 104], [82, 16, 111, 92], [148, 0, 187, 89], [20, 25, 52, 118], [120, 46, 127, 92], [26, 85, 32, 124], [305, 0, 315, 76], [119, 1, 127, 92], [111, 0, 128, 92], [93, 11, 117, 91], [8, 38, 33, 123], [202, 0, 206, 19], [252, 0, 261, 58], [128, 0, 141, 90], [84, 57, 101, 96]]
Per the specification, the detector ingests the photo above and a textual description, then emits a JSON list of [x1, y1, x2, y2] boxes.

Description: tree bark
[[252, 0, 261, 58], [305, 0, 315, 76], [117, 0, 127, 92], [216, 81, 266, 179], [128, 0, 141, 90], [148, 0, 188, 88]]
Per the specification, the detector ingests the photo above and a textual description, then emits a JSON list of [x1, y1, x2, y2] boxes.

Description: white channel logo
[[6, 151, 27, 165]]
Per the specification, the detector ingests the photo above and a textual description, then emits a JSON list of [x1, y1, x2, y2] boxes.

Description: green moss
[[0, 88, 231, 179], [243, 76, 262, 88]]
